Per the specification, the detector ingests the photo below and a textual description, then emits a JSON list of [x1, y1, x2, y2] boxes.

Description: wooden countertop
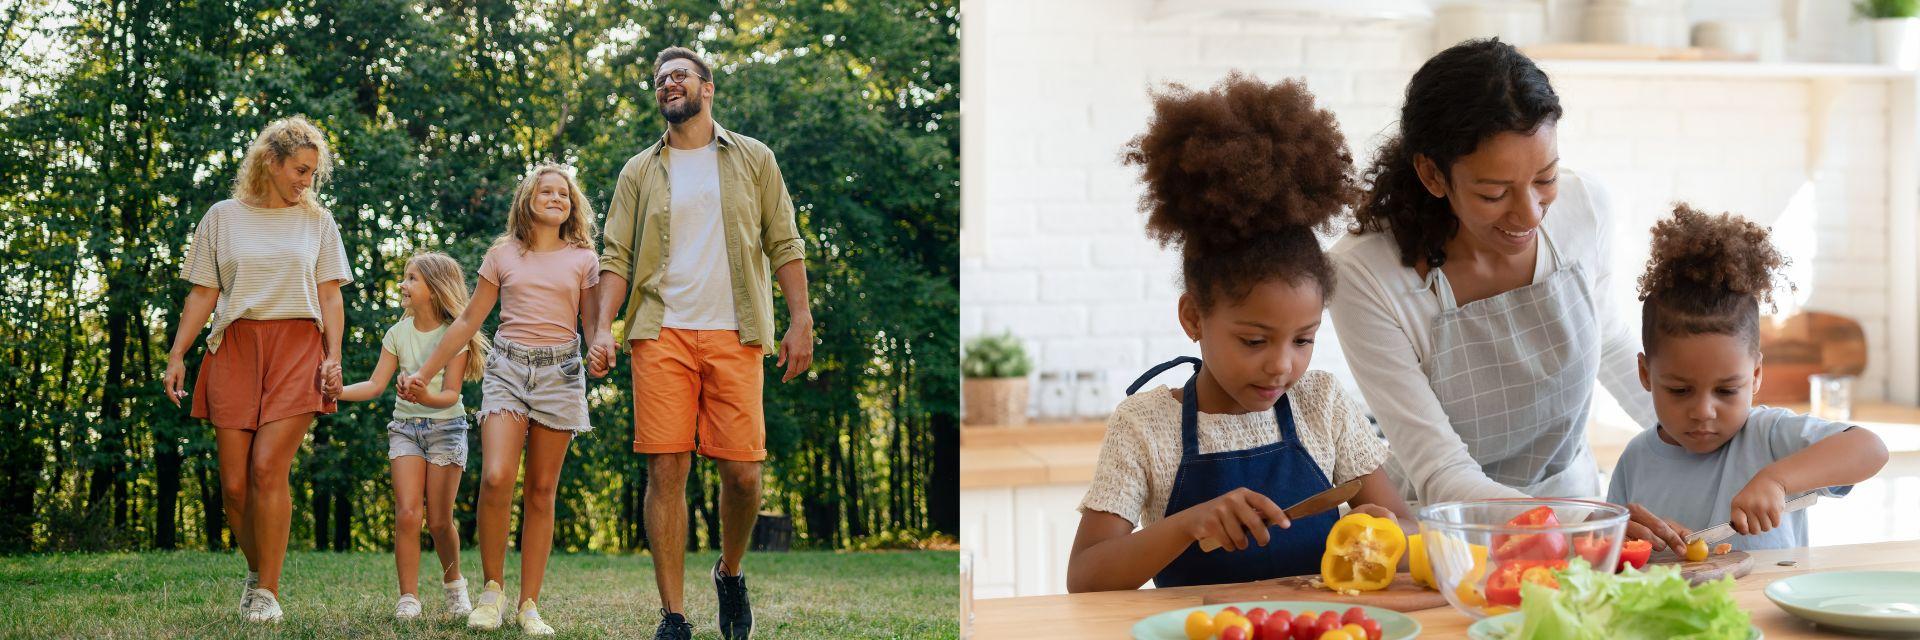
[[962, 402, 1920, 489], [969, 538, 1920, 638]]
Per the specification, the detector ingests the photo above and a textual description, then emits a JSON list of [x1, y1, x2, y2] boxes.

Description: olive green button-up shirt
[[599, 123, 805, 355]]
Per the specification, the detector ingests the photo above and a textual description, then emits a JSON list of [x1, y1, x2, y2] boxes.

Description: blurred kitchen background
[[959, 0, 1920, 598]]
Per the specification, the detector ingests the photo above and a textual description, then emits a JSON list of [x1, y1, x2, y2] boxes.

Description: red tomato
[[1291, 613, 1318, 640], [1342, 607, 1368, 625], [1573, 534, 1612, 568], [1245, 608, 1268, 632], [1261, 613, 1291, 640], [1492, 506, 1569, 562], [1221, 625, 1246, 640], [1222, 606, 1243, 617], [1313, 616, 1340, 638], [1358, 619, 1383, 640], [1617, 539, 1653, 572], [1318, 611, 1340, 627]]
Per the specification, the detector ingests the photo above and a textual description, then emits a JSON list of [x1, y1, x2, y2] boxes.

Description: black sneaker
[[713, 558, 754, 639], [654, 609, 692, 640]]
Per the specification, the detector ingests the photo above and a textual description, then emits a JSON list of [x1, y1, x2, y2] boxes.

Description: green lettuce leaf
[[1492, 559, 1750, 640]]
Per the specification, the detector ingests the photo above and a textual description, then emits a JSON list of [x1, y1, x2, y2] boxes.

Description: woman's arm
[[404, 279, 497, 395], [319, 279, 345, 395], [414, 350, 468, 409], [162, 285, 220, 406], [1328, 252, 1526, 503], [337, 349, 399, 403], [1580, 173, 1660, 430]]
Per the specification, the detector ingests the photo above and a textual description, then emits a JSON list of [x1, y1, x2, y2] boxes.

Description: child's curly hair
[[1638, 203, 1791, 356], [1122, 73, 1356, 310]]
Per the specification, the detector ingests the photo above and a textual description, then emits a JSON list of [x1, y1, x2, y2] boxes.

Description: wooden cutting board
[[1199, 574, 1450, 612], [1645, 549, 1756, 585]]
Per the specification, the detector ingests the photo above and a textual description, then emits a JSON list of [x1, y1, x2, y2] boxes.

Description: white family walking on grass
[[160, 46, 815, 640]]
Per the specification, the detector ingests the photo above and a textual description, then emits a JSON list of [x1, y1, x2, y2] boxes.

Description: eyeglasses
[[654, 68, 708, 89]]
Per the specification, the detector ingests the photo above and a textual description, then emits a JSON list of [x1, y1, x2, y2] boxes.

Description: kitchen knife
[[1197, 477, 1364, 553], [1682, 491, 1821, 547]]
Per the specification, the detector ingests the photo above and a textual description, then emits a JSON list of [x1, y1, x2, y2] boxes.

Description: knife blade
[[1682, 492, 1821, 547], [1197, 477, 1364, 553]]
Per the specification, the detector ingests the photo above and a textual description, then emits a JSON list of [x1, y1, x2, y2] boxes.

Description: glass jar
[[1074, 369, 1110, 420], [1037, 370, 1074, 420], [1810, 373, 1855, 422]]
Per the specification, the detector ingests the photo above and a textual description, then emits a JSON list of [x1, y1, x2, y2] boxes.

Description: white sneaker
[[238, 571, 259, 614], [443, 577, 473, 618], [244, 588, 283, 624], [517, 601, 554, 636], [467, 580, 505, 630], [395, 593, 422, 620]]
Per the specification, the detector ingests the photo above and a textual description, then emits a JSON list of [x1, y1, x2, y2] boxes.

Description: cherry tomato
[[1319, 631, 1355, 640], [1222, 606, 1244, 618], [1342, 607, 1368, 625], [1358, 619, 1383, 640], [1291, 613, 1318, 640], [1260, 613, 1291, 640], [1314, 616, 1340, 638], [1220, 625, 1246, 640], [1216, 615, 1253, 639], [1244, 608, 1269, 632], [1342, 623, 1366, 636], [1184, 610, 1215, 640]]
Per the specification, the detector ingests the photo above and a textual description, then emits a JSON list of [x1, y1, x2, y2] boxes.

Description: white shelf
[[1537, 59, 1920, 80]]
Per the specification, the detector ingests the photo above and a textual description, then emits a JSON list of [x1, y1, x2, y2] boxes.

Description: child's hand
[[395, 373, 420, 402], [1625, 502, 1691, 552], [1730, 473, 1788, 535], [1174, 487, 1288, 552]]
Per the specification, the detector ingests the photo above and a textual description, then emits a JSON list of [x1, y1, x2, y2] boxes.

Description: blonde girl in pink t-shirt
[[403, 162, 600, 635]]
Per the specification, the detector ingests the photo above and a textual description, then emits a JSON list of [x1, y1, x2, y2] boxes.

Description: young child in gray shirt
[[1608, 205, 1888, 554]]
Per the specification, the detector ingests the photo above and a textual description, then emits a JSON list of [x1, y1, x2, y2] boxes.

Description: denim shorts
[[387, 416, 470, 467], [478, 335, 592, 432]]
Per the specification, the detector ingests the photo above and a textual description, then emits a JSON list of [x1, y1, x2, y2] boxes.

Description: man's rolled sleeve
[[757, 150, 805, 268], [599, 163, 641, 279]]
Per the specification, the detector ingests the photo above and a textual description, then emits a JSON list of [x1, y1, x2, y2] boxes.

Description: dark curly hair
[[1638, 203, 1791, 356], [1353, 39, 1562, 270], [1122, 73, 1356, 310]]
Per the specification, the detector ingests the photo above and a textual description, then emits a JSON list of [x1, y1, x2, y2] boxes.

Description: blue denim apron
[[1128, 356, 1339, 588]]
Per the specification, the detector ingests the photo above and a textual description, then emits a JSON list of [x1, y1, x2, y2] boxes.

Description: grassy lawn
[[0, 549, 959, 639]]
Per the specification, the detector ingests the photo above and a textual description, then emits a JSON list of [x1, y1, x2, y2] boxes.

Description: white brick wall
[[963, 0, 1905, 414]]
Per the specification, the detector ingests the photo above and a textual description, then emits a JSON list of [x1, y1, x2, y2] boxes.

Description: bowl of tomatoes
[[1414, 498, 1632, 619]]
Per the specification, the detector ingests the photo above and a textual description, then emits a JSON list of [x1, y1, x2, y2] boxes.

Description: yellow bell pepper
[[1409, 532, 1489, 591], [1321, 512, 1407, 592]]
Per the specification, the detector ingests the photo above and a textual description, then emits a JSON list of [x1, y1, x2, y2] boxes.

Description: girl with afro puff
[[1066, 74, 1412, 593], [1606, 205, 1886, 553]]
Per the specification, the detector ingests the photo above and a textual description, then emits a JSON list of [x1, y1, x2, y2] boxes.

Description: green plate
[[1467, 612, 1762, 639], [1130, 601, 1419, 640], [1764, 570, 1920, 633]]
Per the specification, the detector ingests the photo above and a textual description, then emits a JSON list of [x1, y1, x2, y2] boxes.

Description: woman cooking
[[1328, 38, 1656, 505]]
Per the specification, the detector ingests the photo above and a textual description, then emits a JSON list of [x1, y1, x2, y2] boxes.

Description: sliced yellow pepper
[[1321, 512, 1407, 592]]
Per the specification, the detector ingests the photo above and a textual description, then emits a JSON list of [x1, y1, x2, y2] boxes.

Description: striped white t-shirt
[[181, 199, 353, 353]]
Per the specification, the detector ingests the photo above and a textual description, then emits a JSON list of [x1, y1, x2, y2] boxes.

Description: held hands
[[1729, 473, 1788, 536], [1625, 502, 1693, 552], [587, 332, 616, 378], [396, 372, 426, 403], [320, 359, 344, 399], [1175, 487, 1289, 553]]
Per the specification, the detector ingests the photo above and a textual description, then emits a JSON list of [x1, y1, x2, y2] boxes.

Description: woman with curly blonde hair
[[160, 115, 351, 623]]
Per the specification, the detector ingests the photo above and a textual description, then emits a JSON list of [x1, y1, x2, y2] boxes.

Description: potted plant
[[962, 332, 1033, 427], [1859, 0, 1920, 68]]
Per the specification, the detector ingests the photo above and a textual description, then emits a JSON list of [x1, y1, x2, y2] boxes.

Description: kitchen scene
[[958, 0, 1920, 637]]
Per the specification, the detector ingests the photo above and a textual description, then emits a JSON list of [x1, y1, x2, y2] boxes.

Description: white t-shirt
[[181, 199, 353, 353], [1077, 370, 1392, 528], [1326, 168, 1657, 504], [660, 141, 739, 330]]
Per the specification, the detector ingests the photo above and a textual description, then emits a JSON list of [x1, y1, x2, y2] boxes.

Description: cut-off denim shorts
[[386, 416, 470, 467]]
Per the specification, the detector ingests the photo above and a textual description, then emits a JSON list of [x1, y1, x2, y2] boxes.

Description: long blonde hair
[[232, 116, 333, 212], [405, 252, 488, 381], [494, 162, 597, 252]]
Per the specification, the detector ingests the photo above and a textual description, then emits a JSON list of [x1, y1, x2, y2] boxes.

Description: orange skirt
[[191, 319, 336, 431]]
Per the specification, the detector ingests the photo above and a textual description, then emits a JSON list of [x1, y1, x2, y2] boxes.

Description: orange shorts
[[192, 318, 336, 431], [630, 328, 765, 461]]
